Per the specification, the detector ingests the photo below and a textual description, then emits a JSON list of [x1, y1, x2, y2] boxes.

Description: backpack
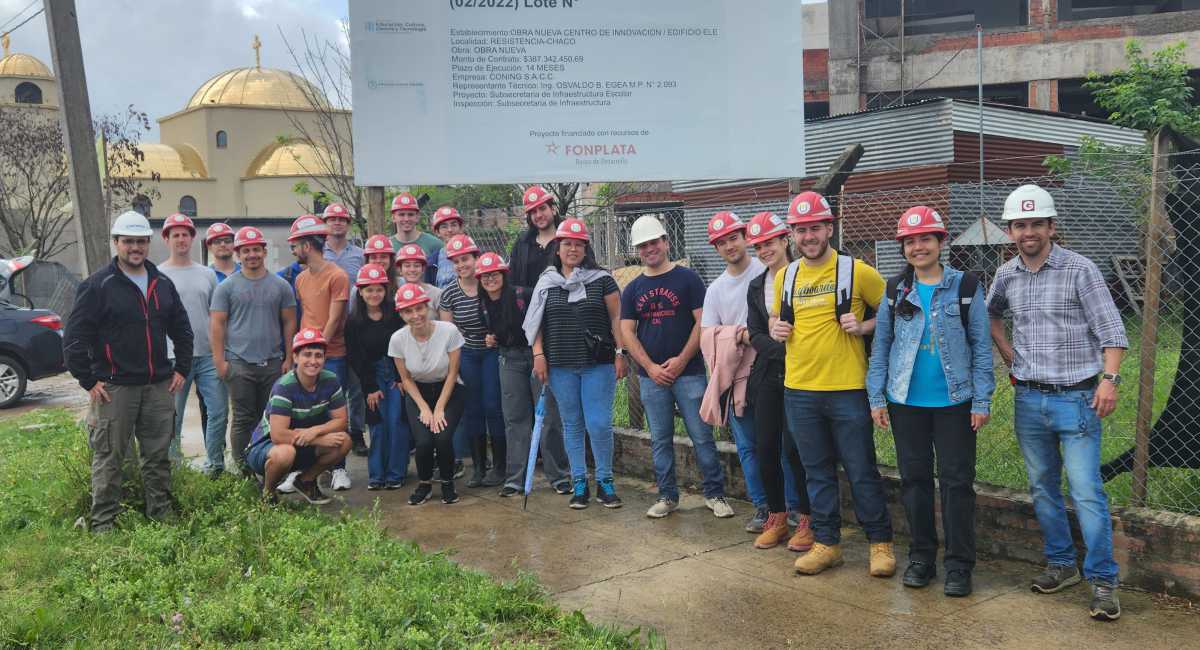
[[884, 267, 979, 332], [778, 251, 875, 353]]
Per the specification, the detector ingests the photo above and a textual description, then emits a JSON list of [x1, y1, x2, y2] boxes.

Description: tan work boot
[[786, 514, 814, 552], [753, 512, 790, 549], [869, 542, 897, 577], [793, 542, 844, 575]]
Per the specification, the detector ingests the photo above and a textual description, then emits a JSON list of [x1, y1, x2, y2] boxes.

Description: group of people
[[62, 181, 1127, 621]]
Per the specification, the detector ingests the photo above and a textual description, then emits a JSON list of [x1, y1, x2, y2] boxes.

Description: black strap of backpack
[[887, 267, 979, 332]]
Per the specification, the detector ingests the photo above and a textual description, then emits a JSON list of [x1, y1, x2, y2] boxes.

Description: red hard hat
[[288, 214, 327, 241], [473, 252, 509, 277], [523, 185, 554, 214], [355, 263, 391, 287], [322, 203, 351, 221], [161, 213, 196, 238], [291, 327, 328, 352], [431, 206, 463, 230], [746, 211, 789, 245], [444, 234, 480, 258], [233, 226, 265, 249], [706, 211, 746, 244], [395, 243, 427, 266], [390, 192, 419, 213], [364, 234, 395, 256], [895, 206, 949, 241], [394, 283, 431, 311], [205, 222, 234, 244], [555, 218, 589, 242], [787, 191, 834, 225]]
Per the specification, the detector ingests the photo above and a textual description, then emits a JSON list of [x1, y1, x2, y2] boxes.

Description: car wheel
[[0, 355, 28, 409]]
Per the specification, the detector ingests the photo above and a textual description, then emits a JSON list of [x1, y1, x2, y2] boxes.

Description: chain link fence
[[591, 137, 1200, 516]]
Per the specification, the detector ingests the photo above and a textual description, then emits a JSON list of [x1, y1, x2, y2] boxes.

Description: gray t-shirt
[[211, 271, 297, 364], [159, 262, 218, 358], [388, 320, 464, 384]]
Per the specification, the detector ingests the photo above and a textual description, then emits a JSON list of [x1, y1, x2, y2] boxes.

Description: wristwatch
[[1101, 372, 1122, 386]]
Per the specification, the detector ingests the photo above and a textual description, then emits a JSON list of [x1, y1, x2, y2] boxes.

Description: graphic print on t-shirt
[[635, 286, 681, 326], [619, 266, 706, 377]]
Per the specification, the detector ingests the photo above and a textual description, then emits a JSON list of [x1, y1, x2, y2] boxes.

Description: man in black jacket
[[63, 211, 194, 533], [508, 185, 561, 288]]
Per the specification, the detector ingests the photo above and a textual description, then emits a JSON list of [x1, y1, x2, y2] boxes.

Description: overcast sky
[[0, 0, 346, 136], [1, 0, 826, 138]]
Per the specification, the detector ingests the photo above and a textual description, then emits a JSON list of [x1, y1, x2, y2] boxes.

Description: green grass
[[614, 316, 1200, 515], [0, 409, 657, 649]]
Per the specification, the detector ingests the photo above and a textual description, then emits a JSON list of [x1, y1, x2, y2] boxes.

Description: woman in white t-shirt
[[390, 283, 464, 505]]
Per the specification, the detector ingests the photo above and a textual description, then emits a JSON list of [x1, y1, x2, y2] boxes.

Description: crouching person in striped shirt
[[246, 327, 352, 505], [988, 184, 1128, 621]]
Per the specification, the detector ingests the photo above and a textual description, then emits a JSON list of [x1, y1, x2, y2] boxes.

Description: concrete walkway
[[105, 386, 1200, 648]]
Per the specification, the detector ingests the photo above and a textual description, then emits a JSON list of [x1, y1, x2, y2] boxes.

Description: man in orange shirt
[[280, 215, 354, 491]]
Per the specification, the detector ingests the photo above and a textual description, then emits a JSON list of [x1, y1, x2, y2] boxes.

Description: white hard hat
[[111, 210, 153, 237], [1002, 184, 1058, 221], [629, 214, 667, 247]]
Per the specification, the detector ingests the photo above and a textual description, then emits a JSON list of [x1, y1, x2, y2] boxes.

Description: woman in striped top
[[523, 218, 626, 510], [439, 234, 507, 488]]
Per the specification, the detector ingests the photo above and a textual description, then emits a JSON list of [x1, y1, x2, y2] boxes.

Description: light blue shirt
[[902, 282, 954, 408]]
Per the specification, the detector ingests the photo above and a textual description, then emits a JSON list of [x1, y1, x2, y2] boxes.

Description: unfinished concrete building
[[828, 0, 1200, 116]]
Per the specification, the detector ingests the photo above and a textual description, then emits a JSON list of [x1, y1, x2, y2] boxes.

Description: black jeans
[[406, 381, 465, 482], [754, 362, 810, 514], [888, 401, 977, 571]]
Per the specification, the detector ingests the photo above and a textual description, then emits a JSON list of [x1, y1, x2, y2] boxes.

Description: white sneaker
[[705, 496, 735, 518], [646, 498, 679, 518], [331, 468, 352, 491], [277, 471, 300, 494]]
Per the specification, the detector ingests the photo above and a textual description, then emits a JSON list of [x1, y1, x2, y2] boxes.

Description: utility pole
[[45, 0, 107, 275], [366, 186, 388, 236]]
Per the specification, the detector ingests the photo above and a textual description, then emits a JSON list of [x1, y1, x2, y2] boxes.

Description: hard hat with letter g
[[1002, 184, 1058, 221]]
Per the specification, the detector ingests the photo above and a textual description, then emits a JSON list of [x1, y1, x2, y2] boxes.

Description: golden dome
[[186, 67, 328, 111], [247, 140, 345, 178], [0, 53, 52, 78], [125, 144, 208, 180]]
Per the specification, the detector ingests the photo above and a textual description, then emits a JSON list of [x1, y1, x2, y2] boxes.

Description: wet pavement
[[23, 379, 1200, 648]]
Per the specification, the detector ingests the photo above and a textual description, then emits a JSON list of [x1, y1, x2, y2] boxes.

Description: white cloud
[[0, 0, 346, 136]]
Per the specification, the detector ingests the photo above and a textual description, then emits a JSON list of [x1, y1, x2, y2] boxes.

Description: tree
[[0, 105, 156, 259], [278, 27, 360, 233]]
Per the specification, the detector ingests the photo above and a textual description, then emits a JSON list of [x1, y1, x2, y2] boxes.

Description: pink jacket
[[700, 325, 757, 426]]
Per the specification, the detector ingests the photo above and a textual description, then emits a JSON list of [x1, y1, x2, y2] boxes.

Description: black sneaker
[[367, 482, 383, 491], [498, 485, 521, 497], [441, 481, 459, 504], [569, 479, 590, 509], [408, 482, 433, 506], [295, 479, 331, 505], [944, 569, 973, 597], [1089, 583, 1121, 621], [553, 480, 572, 495], [453, 460, 465, 479], [1031, 564, 1082, 594], [745, 507, 770, 533], [595, 478, 623, 509], [384, 480, 404, 490], [902, 561, 937, 588]]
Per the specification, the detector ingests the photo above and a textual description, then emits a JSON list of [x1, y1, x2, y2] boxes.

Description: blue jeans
[[172, 355, 228, 471], [324, 356, 350, 471], [640, 374, 725, 500], [784, 388, 893, 545], [368, 358, 410, 484], [549, 364, 616, 482], [1014, 386, 1118, 584], [457, 347, 506, 451], [738, 403, 805, 511]]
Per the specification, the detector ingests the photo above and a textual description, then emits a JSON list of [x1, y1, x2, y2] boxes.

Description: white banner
[[349, 0, 805, 185]]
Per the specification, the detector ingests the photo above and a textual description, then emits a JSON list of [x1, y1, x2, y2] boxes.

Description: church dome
[[186, 67, 328, 111], [247, 140, 344, 178], [0, 52, 52, 78]]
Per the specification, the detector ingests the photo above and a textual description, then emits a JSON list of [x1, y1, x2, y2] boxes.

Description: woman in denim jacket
[[867, 206, 994, 598]]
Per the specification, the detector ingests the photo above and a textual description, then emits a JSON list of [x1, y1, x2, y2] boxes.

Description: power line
[[1, 6, 42, 39], [0, 0, 40, 33]]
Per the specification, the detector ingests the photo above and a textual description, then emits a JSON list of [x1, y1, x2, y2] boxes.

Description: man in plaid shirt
[[988, 184, 1128, 622]]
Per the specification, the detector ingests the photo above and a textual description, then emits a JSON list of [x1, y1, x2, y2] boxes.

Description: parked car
[[0, 255, 66, 408]]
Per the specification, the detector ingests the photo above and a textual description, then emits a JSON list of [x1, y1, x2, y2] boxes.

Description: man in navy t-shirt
[[245, 327, 352, 504], [619, 215, 733, 520]]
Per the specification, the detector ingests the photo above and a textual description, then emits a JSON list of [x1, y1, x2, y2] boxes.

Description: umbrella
[[523, 387, 548, 510]]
